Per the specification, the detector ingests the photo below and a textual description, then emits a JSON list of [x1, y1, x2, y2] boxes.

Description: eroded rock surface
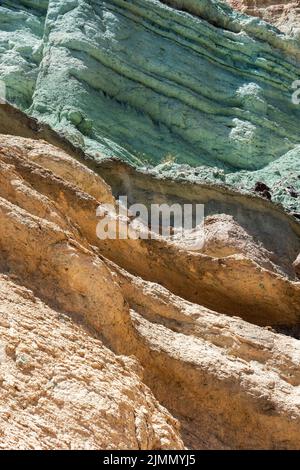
[[0, 276, 182, 450], [293, 253, 300, 277], [226, 0, 300, 34], [0, 134, 300, 449], [0, 1, 299, 210]]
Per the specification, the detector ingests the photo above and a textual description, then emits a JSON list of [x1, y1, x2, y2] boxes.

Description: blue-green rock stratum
[[0, 0, 299, 210]]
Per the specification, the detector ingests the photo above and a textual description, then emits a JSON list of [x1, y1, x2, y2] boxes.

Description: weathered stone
[[0, 1, 300, 210], [0, 276, 183, 450], [0, 1, 300, 450], [0, 134, 300, 449], [226, 0, 300, 35], [293, 253, 300, 277]]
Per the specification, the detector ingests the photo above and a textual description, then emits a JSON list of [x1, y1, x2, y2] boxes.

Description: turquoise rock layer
[[0, 0, 299, 210]]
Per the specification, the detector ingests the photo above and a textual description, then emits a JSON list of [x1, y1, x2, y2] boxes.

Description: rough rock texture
[[226, 0, 300, 35], [293, 252, 300, 277], [0, 0, 47, 108], [0, 134, 300, 449], [0, 1, 300, 211], [0, 0, 300, 451], [0, 276, 182, 450], [202, 214, 286, 273]]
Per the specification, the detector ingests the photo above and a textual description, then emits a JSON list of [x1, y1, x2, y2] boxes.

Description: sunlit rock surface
[[0, 0, 299, 211], [1, 1, 300, 451], [0, 133, 300, 449], [226, 0, 300, 35]]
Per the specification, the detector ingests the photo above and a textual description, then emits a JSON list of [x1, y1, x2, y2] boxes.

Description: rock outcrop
[[293, 252, 300, 277], [0, 0, 300, 451], [226, 0, 300, 35], [0, 0, 300, 211], [0, 276, 183, 450], [0, 133, 300, 449]]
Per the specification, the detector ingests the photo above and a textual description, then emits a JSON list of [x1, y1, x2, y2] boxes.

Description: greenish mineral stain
[[0, 0, 299, 210]]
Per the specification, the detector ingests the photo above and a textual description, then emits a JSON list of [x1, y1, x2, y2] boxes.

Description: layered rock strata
[[0, 0, 299, 210], [0, 134, 300, 449]]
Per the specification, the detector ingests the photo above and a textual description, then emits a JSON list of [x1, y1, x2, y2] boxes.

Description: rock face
[[0, 0, 300, 451], [226, 0, 300, 34], [0, 133, 300, 449], [0, 0, 47, 109], [0, 276, 182, 450], [293, 253, 300, 277], [0, 0, 300, 210]]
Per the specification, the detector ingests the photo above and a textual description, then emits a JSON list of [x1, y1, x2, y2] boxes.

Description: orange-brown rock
[[0, 276, 183, 450], [0, 134, 300, 449], [226, 0, 300, 34]]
